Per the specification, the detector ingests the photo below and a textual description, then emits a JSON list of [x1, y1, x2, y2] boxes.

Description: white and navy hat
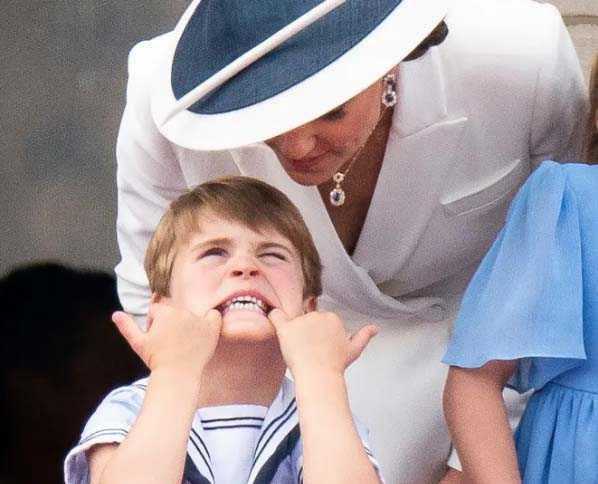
[[152, 0, 448, 151]]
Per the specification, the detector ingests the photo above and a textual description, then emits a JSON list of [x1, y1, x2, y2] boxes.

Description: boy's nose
[[231, 267, 259, 278], [229, 256, 260, 278]]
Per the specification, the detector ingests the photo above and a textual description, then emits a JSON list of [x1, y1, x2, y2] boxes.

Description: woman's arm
[[269, 310, 381, 484], [443, 360, 520, 484], [115, 38, 189, 323]]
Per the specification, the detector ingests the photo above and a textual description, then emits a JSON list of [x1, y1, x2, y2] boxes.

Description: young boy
[[64, 177, 383, 484]]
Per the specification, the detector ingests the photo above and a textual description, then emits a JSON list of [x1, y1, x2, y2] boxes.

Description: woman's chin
[[285, 170, 330, 187]]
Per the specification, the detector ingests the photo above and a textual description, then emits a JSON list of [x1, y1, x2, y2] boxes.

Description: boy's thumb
[[347, 324, 379, 366], [112, 311, 144, 352]]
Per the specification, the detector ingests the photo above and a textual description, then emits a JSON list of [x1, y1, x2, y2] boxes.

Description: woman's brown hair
[[586, 55, 598, 164], [404, 20, 449, 62]]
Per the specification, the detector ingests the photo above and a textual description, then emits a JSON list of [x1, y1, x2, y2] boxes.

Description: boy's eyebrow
[[189, 237, 232, 252]]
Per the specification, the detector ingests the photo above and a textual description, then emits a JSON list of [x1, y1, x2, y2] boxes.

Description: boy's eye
[[260, 252, 287, 261], [200, 247, 226, 258]]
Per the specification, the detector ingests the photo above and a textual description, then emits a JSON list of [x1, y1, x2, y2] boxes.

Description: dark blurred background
[[1, 2, 189, 482]]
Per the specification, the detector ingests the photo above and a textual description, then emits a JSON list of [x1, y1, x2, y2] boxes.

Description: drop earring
[[382, 73, 397, 107], [328, 73, 397, 207]]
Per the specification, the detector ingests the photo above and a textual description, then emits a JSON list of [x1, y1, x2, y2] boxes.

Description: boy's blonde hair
[[587, 54, 598, 164], [145, 176, 323, 299]]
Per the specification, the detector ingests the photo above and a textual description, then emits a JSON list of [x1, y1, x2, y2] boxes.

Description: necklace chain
[[328, 105, 389, 207]]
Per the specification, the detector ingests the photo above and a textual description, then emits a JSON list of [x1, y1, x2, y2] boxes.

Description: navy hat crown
[[152, 0, 448, 150], [172, 0, 405, 114]]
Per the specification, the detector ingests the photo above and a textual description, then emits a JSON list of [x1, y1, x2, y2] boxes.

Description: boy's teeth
[[227, 295, 267, 311], [226, 301, 265, 314]]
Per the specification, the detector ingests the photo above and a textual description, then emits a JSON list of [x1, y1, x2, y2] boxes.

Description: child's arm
[[269, 309, 381, 484], [443, 360, 520, 484], [87, 301, 222, 484]]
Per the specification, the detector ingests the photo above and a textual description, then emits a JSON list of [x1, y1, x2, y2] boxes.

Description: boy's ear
[[303, 296, 317, 313]]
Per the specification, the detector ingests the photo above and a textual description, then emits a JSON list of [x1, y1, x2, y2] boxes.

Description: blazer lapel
[[353, 46, 469, 289]]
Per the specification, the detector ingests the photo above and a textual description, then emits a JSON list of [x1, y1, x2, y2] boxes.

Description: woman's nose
[[270, 124, 317, 160]]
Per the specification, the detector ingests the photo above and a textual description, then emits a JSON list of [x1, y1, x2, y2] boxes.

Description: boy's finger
[[112, 311, 145, 353], [268, 308, 290, 329], [347, 324, 379, 366]]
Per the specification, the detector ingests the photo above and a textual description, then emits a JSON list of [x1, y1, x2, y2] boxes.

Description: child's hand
[[269, 309, 378, 378], [112, 298, 222, 379]]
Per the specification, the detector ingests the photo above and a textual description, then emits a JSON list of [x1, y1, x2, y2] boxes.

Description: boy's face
[[167, 212, 315, 341]]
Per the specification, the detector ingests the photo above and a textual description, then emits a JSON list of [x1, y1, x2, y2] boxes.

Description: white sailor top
[[64, 377, 383, 484]]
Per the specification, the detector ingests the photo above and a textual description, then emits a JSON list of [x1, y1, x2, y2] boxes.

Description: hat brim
[[151, 0, 448, 151]]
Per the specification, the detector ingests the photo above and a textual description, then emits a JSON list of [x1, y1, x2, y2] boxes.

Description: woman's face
[[265, 78, 387, 186]]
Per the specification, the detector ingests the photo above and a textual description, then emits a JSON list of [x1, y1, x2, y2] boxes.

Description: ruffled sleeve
[[443, 161, 585, 393]]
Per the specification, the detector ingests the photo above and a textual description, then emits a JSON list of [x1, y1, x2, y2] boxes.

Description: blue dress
[[443, 161, 598, 483]]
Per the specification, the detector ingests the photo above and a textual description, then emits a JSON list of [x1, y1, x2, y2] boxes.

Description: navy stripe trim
[[253, 424, 300, 484], [363, 447, 382, 472], [183, 453, 211, 484], [188, 429, 214, 481], [190, 428, 212, 460], [201, 416, 264, 423], [204, 424, 262, 431], [79, 428, 129, 445], [297, 466, 303, 484], [254, 398, 296, 459], [253, 403, 297, 466]]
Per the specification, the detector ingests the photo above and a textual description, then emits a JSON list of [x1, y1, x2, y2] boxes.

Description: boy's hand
[[112, 298, 222, 378], [269, 309, 378, 378]]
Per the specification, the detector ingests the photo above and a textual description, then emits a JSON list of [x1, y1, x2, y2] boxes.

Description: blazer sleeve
[[529, 4, 588, 166], [443, 161, 586, 393], [114, 38, 189, 324]]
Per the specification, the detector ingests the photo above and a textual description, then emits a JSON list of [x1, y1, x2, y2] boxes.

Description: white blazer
[[114, 0, 587, 481]]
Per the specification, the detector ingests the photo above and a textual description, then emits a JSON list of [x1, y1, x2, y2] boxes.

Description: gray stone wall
[[552, 0, 598, 85], [2, 1, 187, 276], [2, 2, 597, 277]]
